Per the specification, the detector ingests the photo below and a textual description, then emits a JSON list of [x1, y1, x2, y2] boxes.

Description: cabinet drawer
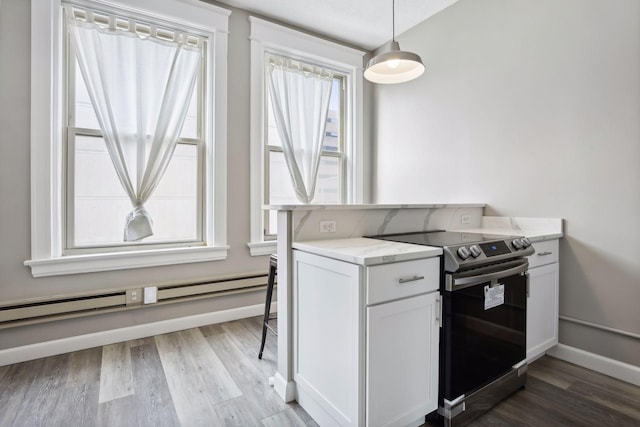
[[528, 240, 559, 268], [366, 258, 440, 305]]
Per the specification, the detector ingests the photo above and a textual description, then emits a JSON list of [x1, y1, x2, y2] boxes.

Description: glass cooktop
[[368, 230, 518, 248]]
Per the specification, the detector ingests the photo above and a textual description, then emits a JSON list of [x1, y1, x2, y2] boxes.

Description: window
[[65, 6, 205, 253], [248, 18, 366, 255], [27, 0, 230, 277], [264, 66, 346, 237]]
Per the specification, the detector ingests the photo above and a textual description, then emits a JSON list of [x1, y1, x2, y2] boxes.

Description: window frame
[[26, 0, 230, 277], [62, 9, 207, 254], [247, 17, 366, 256]]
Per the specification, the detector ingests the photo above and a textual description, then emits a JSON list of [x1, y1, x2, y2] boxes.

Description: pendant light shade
[[364, 0, 425, 84], [364, 41, 425, 84]]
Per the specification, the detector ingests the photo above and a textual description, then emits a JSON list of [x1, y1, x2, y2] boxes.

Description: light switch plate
[[144, 286, 158, 304]]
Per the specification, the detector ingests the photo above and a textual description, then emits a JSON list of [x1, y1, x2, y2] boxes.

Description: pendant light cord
[[392, 0, 396, 42]]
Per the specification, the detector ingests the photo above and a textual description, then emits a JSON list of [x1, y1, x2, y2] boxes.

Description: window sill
[[24, 245, 229, 278], [247, 241, 276, 256]]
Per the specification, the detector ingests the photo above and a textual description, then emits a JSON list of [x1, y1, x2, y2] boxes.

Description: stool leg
[[259, 263, 276, 359]]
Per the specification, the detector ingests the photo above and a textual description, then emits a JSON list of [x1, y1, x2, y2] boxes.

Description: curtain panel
[[266, 55, 334, 204]]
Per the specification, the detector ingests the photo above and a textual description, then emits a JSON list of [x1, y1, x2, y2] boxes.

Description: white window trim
[[247, 17, 366, 256], [26, 0, 230, 277]]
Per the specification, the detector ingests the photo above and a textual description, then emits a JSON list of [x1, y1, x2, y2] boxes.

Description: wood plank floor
[[0, 316, 316, 427], [444, 355, 640, 427], [1, 316, 638, 426]]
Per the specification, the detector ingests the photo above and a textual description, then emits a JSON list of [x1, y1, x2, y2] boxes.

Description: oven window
[[442, 274, 527, 400]]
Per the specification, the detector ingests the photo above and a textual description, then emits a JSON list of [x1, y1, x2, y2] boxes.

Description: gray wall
[[0, 1, 273, 349], [373, 0, 640, 366]]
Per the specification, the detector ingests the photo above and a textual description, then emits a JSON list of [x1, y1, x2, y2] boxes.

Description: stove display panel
[[478, 241, 511, 257]]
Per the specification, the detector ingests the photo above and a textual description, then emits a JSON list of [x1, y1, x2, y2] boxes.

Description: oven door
[[441, 259, 528, 402]]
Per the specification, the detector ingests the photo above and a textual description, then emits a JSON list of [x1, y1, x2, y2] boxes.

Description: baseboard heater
[[0, 271, 272, 329]]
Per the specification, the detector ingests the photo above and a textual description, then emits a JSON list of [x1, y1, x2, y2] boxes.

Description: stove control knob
[[469, 245, 482, 258], [457, 246, 471, 260], [520, 237, 531, 248], [511, 239, 523, 250]]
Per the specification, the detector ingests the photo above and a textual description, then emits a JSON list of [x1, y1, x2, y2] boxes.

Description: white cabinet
[[293, 249, 440, 427], [526, 240, 560, 361], [367, 292, 439, 427]]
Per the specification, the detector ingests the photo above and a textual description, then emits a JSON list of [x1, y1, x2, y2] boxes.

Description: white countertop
[[293, 237, 442, 266], [451, 216, 563, 242]]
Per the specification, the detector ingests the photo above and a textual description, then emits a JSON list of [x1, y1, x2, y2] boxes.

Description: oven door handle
[[447, 260, 529, 290]]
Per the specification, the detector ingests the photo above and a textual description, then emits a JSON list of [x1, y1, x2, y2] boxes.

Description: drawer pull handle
[[537, 251, 553, 256], [398, 275, 425, 284]]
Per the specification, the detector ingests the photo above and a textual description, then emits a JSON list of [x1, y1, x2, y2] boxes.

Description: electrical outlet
[[126, 289, 143, 306], [144, 286, 158, 304], [461, 214, 471, 225], [320, 220, 337, 233]]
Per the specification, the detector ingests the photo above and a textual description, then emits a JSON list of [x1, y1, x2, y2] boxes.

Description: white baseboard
[[546, 343, 640, 386], [0, 302, 277, 367]]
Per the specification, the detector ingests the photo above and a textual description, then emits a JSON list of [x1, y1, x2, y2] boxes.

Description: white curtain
[[267, 56, 334, 204], [67, 9, 201, 241]]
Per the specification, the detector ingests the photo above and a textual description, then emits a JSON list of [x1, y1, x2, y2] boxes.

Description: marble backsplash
[[281, 204, 485, 242]]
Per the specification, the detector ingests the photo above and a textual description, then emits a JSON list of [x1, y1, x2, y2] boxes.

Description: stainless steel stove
[[370, 230, 534, 426]]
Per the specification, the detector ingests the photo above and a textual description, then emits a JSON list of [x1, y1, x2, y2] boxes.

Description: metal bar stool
[[258, 253, 277, 359]]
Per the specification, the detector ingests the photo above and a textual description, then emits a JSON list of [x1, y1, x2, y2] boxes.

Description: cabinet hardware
[[537, 251, 553, 256], [526, 272, 530, 298], [436, 296, 443, 328], [398, 275, 424, 283]]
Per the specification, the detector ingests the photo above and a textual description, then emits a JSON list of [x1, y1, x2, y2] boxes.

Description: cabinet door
[[366, 292, 439, 427], [526, 262, 559, 361], [294, 250, 362, 427]]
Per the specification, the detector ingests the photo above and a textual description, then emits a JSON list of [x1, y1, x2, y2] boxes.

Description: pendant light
[[364, 0, 425, 84]]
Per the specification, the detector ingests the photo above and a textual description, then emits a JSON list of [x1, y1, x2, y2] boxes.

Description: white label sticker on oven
[[484, 284, 505, 310]]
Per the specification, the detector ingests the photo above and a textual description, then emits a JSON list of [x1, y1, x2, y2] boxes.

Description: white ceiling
[[213, 0, 460, 50]]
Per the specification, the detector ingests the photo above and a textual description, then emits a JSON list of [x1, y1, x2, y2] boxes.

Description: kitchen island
[[267, 204, 485, 405]]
